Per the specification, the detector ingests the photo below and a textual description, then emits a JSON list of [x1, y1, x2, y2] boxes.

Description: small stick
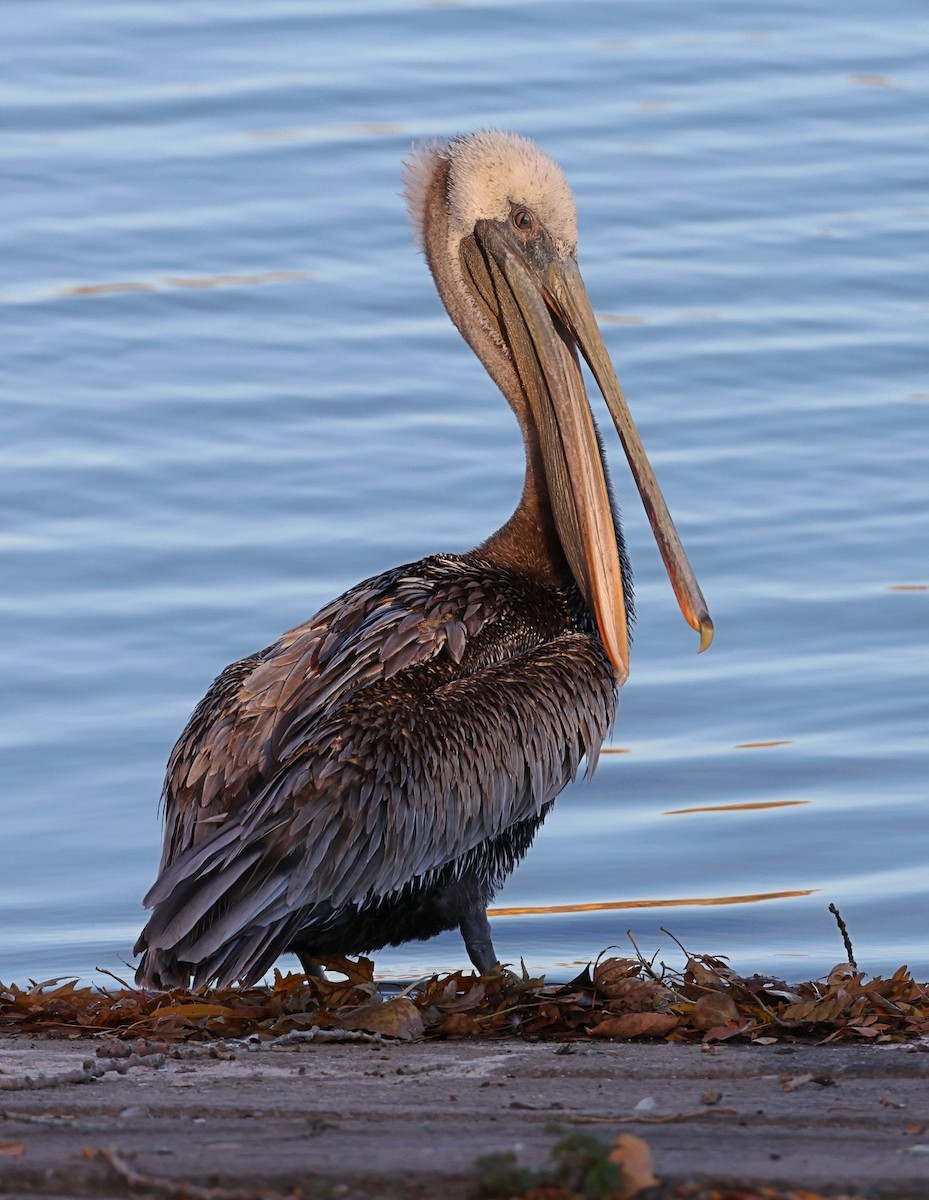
[[828, 904, 858, 970], [1, 1109, 76, 1126], [0, 1053, 164, 1092], [262, 1026, 386, 1048], [97, 1145, 282, 1200], [95, 965, 137, 990], [659, 926, 694, 960], [569, 1106, 740, 1126], [625, 931, 662, 982], [746, 992, 794, 1029]]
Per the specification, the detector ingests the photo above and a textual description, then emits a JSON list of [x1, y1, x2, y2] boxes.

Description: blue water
[[2, 0, 927, 987]]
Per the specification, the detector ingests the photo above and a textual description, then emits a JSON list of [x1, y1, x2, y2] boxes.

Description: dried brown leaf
[[593, 957, 641, 996], [150, 1002, 237, 1021], [437, 983, 486, 1013], [703, 1020, 754, 1043], [604, 979, 669, 1012], [313, 955, 375, 986], [691, 991, 740, 1030], [591, 1012, 678, 1039], [339, 997, 423, 1041], [435, 1011, 481, 1037]]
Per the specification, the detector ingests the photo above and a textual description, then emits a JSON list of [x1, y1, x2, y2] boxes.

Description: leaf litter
[[1, 936, 927, 1047]]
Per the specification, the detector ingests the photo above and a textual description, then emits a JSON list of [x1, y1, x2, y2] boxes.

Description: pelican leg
[[297, 953, 327, 980], [459, 903, 498, 974]]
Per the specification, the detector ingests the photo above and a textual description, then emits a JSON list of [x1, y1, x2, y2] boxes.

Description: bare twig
[[97, 1145, 289, 1200], [659, 926, 694, 960], [1, 1109, 76, 1125], [395, 975, 433, 1000], [0, 1052, 164, 1092], [745, 991, 794, 1029], [829, 904, 858, 970], [95, 965, 137, 990], [569, 1106, 740, 1125], [262, 1026, 386, 1048], [625, 931, 662, 982]]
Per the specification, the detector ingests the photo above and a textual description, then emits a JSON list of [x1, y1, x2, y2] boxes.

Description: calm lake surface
[[2, 0, 927, 987]]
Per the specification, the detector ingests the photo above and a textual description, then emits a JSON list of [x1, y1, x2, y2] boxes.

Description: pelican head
[[405, 131, 712, 680]]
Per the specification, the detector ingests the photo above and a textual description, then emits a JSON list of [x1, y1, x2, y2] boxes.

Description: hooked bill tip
[[697, 617, 714, 654]]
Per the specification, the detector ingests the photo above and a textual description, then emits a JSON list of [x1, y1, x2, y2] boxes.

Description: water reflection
[[58, 272, 314, 300], [489, 890, 819, 919], [664, 801, 809, 815], [733, 741, 794, 750]]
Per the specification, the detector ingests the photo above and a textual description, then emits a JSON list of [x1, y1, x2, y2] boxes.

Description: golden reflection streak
[[488, 888, 817, 918], [851, 73, 896, 88], [61, 282, 154, 297], [664, 800, 809, 815], [54, 271, 315, 299], [886, 584, 928, 591], [733, 740, 793, 749], [165, 272, 313, 289]]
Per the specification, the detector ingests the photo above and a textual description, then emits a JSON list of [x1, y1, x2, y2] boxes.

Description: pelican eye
[[511, 207, 534, 233]]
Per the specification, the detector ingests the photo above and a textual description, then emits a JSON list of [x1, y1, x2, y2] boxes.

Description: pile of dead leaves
[[1, 947, 927, 1045]]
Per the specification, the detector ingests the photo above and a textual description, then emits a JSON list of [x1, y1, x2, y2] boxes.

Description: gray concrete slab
[[1, 1035, 928, 1197]]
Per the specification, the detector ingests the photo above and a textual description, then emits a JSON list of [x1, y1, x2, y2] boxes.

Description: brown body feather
[[135, 554, 617, 988]]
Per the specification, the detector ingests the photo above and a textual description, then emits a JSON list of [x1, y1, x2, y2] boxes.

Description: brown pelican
[[135, 130, 712, 991]]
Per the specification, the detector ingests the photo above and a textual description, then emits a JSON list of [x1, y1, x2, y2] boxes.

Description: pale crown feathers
[[404, 130, 578, 258]]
